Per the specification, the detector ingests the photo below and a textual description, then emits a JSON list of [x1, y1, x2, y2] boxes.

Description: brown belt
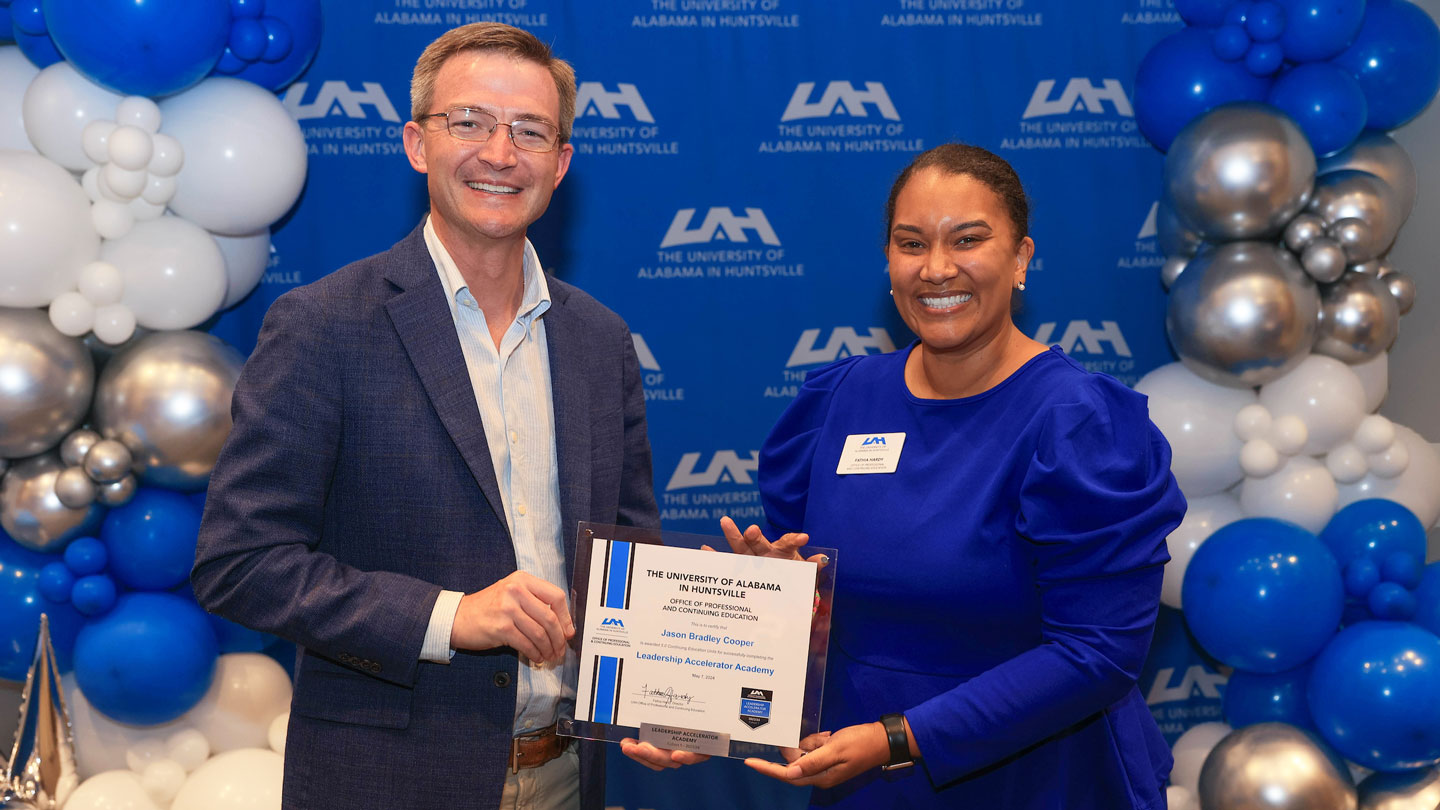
[[509, 724, 570, 774]]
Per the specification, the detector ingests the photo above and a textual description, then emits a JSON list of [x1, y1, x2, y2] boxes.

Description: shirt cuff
[[421, 590, 463, 663]]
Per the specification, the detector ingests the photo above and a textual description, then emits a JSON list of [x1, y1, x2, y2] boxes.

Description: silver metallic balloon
[[56, 429, 99, 469], [81, 439, 132, 485], [0, 454, 102, 552], [1162, 256, 1189, 289], [1308, 170, 1402, 263], [95, 474, 136, 507], [0, 309, 95, 458], [3, 615, 77, 810], [1384, 272, 1415, 316], [1352, 259, 1392, 277], [1198, 723, 1356, 810], [1330, 218, 1373, 263], [1302, 237, 1349, 283], [1165, 103, 1316, 242], [1167, 242, 1319, 388], [92, 331, 244, 491], [1318, 131, 1417, 226], [1159, 197, 1207, 257], [1315, 272, 1400, 363], [1357, 767, 1440, 810], [1284, 213, 1327, 253], [51, 467, 95, 510]]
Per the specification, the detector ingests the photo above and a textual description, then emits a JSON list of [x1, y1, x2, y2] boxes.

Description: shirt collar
[[423, 217, 552, 326]]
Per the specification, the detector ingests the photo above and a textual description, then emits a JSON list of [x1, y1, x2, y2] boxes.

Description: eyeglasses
[[418, 107, 561, 153]]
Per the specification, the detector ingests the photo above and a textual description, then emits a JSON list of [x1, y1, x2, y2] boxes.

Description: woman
[[679, 143, 1186, 808]]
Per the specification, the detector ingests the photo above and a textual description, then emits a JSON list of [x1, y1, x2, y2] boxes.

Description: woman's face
[[885, 168, 1033, 356]]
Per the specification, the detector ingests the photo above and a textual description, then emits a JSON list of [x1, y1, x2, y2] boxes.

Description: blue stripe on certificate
[[592, 655, 623, 724], [603, 540, 632, 609]]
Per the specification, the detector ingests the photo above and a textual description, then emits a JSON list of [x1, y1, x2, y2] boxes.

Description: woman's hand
[[743, 722, 890, 788], [714, 516, 826, 565], [619, 738, 711, 771]]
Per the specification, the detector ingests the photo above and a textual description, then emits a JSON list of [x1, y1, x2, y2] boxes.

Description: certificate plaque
[[559, 522, 835, 758]]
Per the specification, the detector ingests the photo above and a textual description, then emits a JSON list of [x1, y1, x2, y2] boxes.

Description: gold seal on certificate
[[559, 522, 835, 758]]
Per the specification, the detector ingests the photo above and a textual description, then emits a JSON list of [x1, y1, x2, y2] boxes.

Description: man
[[192, 23, 658, 810]]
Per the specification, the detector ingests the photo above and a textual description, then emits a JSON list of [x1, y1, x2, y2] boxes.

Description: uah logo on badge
[[836, 433, 906, 474]]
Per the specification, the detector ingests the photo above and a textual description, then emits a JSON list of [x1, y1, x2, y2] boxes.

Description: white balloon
[[1135, 363, 1255, 497], [1368, 440, 1410, 479], [108, 125, 154, 172], [82, 120, 116, 166], [140, 759, 188, 806], [22, 62, 123, 171], [1234, 403, 1272, 442], [65, 770, 161, 810], [1162, 491, 1244, 609], [1240, 440, 1282, 478], [0, 149, 100, 306], [115, 97, 162, 135], [50, 291, 96, 336], [1353, 414, 1396, 454], [160, 78, 307, 235], [1350, 351, 1388, 412], [214, 230, 273, 309], [129, 195, 166, 221], [1326, 443, 1368, 484], [1258, 355, 1368, 455], [1269, 415, 1309, 456], [267, 712, 288, 756], [0, 46, 40, 152], [80, 260, 125, 306], [1167, 784, 1198, 810], [126, 739, 168, 774], [141, 174, 177, 206], [103, 162, 147, 199], [147, 133, 183, 177], [1171, 722, 1233, 796], [81, 166, 103, 201], [92, 199, 137, 240], [1338, 426, 1440, 527], [1241, 455, 1339, 533], [166, 728, 212, 773], [63, 674, 184, 780], [182, 653, 294, 754], [102, 215, 227, 330], [170, 749, 283, 810], [92, 303, 139, 345]]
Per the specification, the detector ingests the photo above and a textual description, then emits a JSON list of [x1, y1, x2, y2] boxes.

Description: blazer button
[[493, 671, 512, 688]]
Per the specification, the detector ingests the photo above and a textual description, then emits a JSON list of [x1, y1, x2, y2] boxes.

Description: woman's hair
[[884, 143, 1030, 244]]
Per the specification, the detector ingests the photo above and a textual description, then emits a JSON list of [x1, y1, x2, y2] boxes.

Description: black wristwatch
[[879, 713, 915, 771]]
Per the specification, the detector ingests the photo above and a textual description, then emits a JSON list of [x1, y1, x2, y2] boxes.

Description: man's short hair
[[410, 23, 577, 144]]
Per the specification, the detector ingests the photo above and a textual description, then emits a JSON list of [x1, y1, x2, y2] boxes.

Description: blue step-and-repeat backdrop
[[206, 2, 1224, 806]]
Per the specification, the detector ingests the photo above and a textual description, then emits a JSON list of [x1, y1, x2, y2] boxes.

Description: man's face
[[403, 51, 573, 249]]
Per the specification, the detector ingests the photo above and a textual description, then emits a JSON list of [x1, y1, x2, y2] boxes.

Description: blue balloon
[[1332, 0, 1440, 130], [1247, 1, 1287, 41], [208, 613, 269, 654], [13, 24, 58, 68], [1320, 499, 1427, 569], [0, 532, 85, 681], [71, 574, 117, 616], [1267, 63, 1368, 156], [101, 489, 203, 592], [1413, 563, 1440, 637], [1182, 518, 1344, 672], [0, 10, 12, 43], [1345, 556, 1381, 597], [1245, 41, 1285, 75], [218, 0, 320, 92], [1277, 0, 1366, 61], [1309, 621, 1440, 770], [38, 562, 74, 603], [63, 535, 107, 576], [1135, 27, 1274, 151], [1224, 663, 1315, 729], [1214, 25, 1253, 61], [73, 592, 218, 725], [1226, 0, 1257, 26], [1178, 0, 1243, 26], [1382, 551, 1423, 588], [41, 0, 231, 97], [1367, 581, 1417, 620]]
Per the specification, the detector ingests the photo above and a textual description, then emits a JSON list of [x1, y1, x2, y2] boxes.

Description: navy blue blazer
[[193, 222, 660, 810]]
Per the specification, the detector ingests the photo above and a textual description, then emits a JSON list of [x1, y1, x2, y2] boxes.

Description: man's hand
[[619, 738, 711, 771], [450, 572, 574, 664]]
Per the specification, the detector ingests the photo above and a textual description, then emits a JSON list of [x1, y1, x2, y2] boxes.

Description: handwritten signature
[[639, 684, 697, 706]]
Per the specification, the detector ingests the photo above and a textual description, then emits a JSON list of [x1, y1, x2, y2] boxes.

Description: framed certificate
[[559, 522, 836, 759]]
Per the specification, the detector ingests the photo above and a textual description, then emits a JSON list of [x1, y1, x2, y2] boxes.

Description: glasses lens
[[446, 108, 496, 140], [509, 120, 558, 152]]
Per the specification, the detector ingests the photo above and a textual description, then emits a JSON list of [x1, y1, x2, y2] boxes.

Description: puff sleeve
[[757, 357, 863, 536]]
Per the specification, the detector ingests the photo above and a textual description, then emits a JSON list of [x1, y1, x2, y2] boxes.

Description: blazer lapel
[[383, 229, 510, 538], [543, 281, 592, 581]]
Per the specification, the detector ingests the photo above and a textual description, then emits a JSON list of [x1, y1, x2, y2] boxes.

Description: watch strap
[[879, 713, 914, 771]]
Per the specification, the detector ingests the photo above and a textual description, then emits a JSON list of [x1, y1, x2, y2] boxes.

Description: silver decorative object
[[0, 309, 95, 459], [1315, 272, 1400, 364], [1284, 213, 1327, 253], [95, 474, 137, 507], [51, 467, 95, 511], [1301, 237, 1349, 283], [1167, 242, 1319, 388], [81, 439, 132, 485], [1159, 198, 1206, 257], [1351, 259, 1392, 278], [1161, 256, 1189, 289], [1308, 170, 1402, 263], [92, 331, 243, 491], [57, 430, 100, 469], [1357, 767, 1440, 810], [1164, 103, 1316, 242], [1383, 272, 1415, 316], [1198, 723, 1356, 810], [0, 454, 102, 553], [1329, 218, 1373, 263], [2, 615, 78, 810], [1318, 131, 1417, 226]]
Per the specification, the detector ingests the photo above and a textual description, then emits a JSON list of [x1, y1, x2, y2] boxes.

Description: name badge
[[835, 433, 906, 475]]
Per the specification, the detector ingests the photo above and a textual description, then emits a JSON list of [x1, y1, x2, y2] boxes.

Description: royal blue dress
[[760, 345, 1186, 809]]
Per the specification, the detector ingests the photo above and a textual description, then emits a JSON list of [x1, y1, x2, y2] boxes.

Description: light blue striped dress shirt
[[419, 218, 575, 735]]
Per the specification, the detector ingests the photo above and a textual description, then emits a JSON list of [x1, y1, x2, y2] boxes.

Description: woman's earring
[[1015, 281, 1026, 291]]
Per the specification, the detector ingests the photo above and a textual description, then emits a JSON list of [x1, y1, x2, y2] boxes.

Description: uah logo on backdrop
[[571, 81, 678, 156], [1003, 78, 1146, 151], [640, 208, 802, 283], [631, 3, 801, 30], [1034, 320, 1140, 383], [1118, 201, 1166, 271], [762, 81, 922, 154], [1122, 0, 1183, 25], [631, 333, 683, 403], [282, 80, 406, 157], [763, 327, 896, 399], [660, 450, 764, 526]]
